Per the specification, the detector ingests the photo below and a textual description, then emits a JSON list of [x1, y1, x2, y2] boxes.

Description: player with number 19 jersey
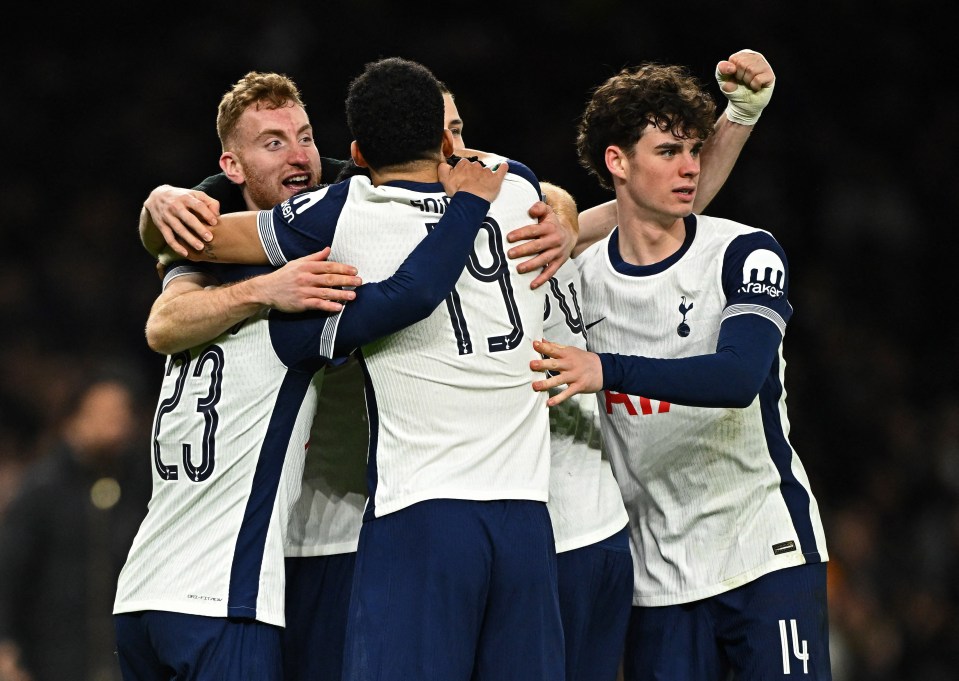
[[258, 165, 552, 515], [113, 187, 494, 629]]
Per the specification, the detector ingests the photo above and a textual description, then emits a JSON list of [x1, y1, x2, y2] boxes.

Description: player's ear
[[441, 129, 455, 158], [605, 146, 628, 181], [351, 141, 369, 168], [220, 152, 245, 183]]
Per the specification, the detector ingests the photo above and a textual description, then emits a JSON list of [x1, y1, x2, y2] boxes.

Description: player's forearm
[[599, 351, 763, 408], [139, 203, 167, 258], [575, 200, 616, 257], [694, 114, 753, 213], [598, 314, 780, 407], [146, 280, 267, 354], [199, 211, 269, 263], [153, 211, 267, 266]]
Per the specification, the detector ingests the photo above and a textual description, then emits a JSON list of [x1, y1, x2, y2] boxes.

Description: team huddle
[[116, 53, 831, 681]]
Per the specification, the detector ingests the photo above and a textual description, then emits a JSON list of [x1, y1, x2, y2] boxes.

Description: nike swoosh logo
[[585, 317, 606, 330]]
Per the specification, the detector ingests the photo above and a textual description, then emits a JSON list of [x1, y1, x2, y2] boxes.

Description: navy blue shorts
[[557, 524, 632, 681], [114, 611, 282, 681], [623, 562, 832, 681], [283, 552, 356, 681], [342, 498, 564, 681]]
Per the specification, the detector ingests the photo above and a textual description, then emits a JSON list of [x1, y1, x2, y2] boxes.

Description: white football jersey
[[577, 214, 828, 607], [114, 305, 325, 626], [260, 169, 551, 518], [543, 258, 629, 553], [285, 356, 367, 557]]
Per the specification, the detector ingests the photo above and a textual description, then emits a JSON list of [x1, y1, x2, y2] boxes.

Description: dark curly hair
[[345, 57, 445, 171], [576, 63, 717, 190]]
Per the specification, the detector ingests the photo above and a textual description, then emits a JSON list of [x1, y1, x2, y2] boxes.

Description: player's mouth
[[283, 174, 312, 191], [674, 186, 696, 201]]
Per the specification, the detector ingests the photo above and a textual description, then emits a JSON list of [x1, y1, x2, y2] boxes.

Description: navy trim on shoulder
[[504, 159, 542, 200], [721, 230, 792, 326], [267, 182, 349, 262]]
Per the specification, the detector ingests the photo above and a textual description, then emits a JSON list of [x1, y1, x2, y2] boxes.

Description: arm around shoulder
[[145, 272, 266, 355], [575, 200, 616, 257]]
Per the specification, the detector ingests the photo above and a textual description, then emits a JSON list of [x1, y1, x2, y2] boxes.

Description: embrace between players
[[116, 50, 832, 681]]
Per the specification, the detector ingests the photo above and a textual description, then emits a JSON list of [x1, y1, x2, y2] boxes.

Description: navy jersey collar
[[382, 179, 445, 192], [608, 214, 697, 276]]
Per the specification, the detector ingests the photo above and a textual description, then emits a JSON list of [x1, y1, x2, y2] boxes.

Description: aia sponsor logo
[[604, 390, 670, 415]]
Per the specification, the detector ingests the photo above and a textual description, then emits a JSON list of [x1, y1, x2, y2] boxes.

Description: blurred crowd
[[2, 2, 956, 679]]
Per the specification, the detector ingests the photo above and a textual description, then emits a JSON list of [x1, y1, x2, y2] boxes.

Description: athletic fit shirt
[[113, 300, 325, 627], [285, 355, 367, 557], [114, 192, 491, 625], [577, 214, 828, 607], [543, 258, 629, 553], [194, 168, 367, 560], [258, 167, 551, 518]]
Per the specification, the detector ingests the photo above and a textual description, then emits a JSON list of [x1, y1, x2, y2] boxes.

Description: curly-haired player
[[532, 60, 832, 681]]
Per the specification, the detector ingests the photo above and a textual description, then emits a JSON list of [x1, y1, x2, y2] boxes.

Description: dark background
[[1, 2, 956, 679]]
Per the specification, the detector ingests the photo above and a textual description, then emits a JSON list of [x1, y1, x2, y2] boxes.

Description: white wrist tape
[[716, 54, 775, 126]]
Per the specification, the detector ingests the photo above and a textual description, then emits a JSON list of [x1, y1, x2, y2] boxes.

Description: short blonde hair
[[216, 71, 306, 151]]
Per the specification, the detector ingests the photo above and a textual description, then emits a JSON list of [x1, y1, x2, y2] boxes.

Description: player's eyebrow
[[255, 123, 313, 140], [447, 117, 463, 128]]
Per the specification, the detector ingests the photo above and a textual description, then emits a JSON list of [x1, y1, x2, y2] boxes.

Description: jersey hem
[[631, 553, 825, 607], [284, 540, 359, 558], [372, 488, 549, 518], [112, 600, 285, 628], [554, 512, 630, 554]]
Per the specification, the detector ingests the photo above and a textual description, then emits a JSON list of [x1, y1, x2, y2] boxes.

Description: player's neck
[[616, 212, 686, 266], [369, 158, 442, 186]]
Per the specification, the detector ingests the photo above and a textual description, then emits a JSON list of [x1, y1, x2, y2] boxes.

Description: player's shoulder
[[695, 213, 758, 235], [470, 152, 541, 199], [282, 178, 357, 222], [575, 230, 611, 268], [503, 158, 540, 195], [695, 215, 788, 281], [695, 214, 781, 250]]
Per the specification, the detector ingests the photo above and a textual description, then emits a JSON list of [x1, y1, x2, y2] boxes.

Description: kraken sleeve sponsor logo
[[740, 249, 785, 298]]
